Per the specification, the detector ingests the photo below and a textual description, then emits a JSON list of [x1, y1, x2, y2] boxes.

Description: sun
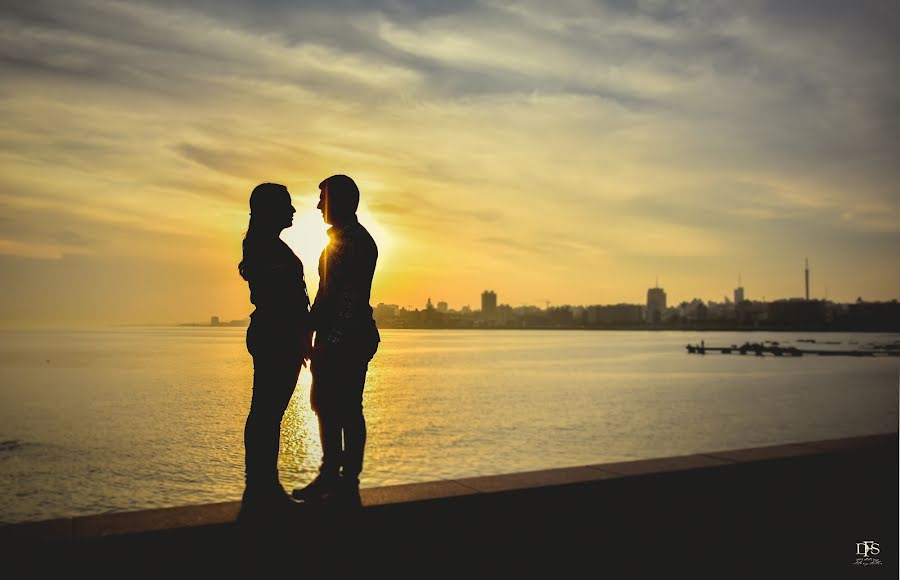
[[280, 204, 391, 300], [281, 210, 329, 269]]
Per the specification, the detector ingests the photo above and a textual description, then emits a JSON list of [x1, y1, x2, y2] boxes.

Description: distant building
[[646, 286, 667, 323], [804, 258, 810, 301], [768, 299, 828, 327], [585, 304, 643, 325], [546, 305, 573, 326], [734, 286, 745, 304], [376, 303, 400, 316], [426, 298, 434, 310], [373, 303, 401, 327], [481, 290, 497, 315], [836, 299, 900, 331], [437, 301, 449, 313], [497, 303, 514, 324], [677, 298, 707, 322], [210, 316, 220, 326], [706, 299, 735, 321]]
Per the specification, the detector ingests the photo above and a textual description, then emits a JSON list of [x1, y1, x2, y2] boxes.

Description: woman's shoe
[[238, 484, 298, 523]]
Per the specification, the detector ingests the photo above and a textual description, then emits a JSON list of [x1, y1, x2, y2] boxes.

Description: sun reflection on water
[[277, 356, 383, 490], [278, 369, 321, 489]]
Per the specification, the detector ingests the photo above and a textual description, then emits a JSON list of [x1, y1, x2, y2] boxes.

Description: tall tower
[[481, 290, 497, 315], [734, 274, 745, 304], [804, 258, 810, 301], [646, 283, 667, 324]]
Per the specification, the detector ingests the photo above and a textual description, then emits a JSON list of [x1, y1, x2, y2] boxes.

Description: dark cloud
[[599, 0, 731, 23], [2, 0, 897, 188]]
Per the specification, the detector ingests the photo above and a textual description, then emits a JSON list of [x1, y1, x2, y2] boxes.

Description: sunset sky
[[1, 1, 898, 325]]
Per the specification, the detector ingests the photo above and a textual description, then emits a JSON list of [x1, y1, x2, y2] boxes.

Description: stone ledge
[[71, 501, 241, 538], [361, 480, 478, 505], [2, 431, 895, 542], [588, 452, 731, 476], [453, 465, 617, 493], [700, 442, 825, 463]]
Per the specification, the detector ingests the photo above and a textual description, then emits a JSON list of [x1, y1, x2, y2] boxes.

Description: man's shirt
[[311, 216, 379, 353]]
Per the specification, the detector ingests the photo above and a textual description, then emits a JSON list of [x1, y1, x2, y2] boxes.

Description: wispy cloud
[[0, 0, 898, 323], [0, 239, 57, 260]]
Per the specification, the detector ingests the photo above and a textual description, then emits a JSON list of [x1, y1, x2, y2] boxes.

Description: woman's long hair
[[238, 182, 289, 281]]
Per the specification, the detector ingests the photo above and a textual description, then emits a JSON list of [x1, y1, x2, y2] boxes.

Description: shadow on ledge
[[2, 433, 897, 575]]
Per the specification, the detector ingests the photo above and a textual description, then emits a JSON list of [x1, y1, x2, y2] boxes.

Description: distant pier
[[686, 340, 900, 357]]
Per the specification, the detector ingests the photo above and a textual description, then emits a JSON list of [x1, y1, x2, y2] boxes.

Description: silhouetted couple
[[237, 175, 379, 520]]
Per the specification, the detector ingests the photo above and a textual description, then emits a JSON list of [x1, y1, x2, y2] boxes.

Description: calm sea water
[[0, 327, 897, 524]]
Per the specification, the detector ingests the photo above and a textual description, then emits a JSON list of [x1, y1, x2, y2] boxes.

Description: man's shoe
[[339, 477, 362, 506], [291, 474, 341, 501]]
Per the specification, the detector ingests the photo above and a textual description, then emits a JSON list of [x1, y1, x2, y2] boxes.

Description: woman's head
[[239, 182, 295, 280], [249, 182, 295, 233]]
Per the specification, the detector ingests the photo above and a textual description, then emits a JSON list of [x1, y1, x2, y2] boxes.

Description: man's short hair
[[320, 174, 360, 215]]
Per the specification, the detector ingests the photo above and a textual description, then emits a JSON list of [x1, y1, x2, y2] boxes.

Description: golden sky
[[1, 1, 898, 325]]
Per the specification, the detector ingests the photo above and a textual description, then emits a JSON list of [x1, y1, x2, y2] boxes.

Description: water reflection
[[1, 327, 896, 524], [278, 370, 321, 489]]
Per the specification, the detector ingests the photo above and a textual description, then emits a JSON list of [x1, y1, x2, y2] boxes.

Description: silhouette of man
[[293, 174, 379, 503]]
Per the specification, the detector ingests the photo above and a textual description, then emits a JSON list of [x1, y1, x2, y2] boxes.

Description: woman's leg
[[244, 353, 302, 492]]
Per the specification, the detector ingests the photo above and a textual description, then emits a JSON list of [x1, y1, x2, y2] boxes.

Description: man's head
[[317, 174, 359, 225]]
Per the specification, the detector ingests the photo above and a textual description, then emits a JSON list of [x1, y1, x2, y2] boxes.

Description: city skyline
[[378, 258, 887, 314], [1, 1, 899, 326]]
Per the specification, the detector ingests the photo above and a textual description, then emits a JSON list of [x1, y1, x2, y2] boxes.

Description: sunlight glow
[[278, 370, 322, 485], [281, 203, 392, 302], [358, 206, 392, 266], [282, 210, 329, 273]]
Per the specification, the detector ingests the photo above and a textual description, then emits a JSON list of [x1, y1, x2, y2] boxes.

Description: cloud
[[368, 191, 501, 225], [0, 0, 899, 320], [0, 238, 87, 260]]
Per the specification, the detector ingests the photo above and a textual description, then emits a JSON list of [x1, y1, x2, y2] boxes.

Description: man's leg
[[293, 357, 342, 500], [339, 361, 369, 486], [316, 409, 343, 480]]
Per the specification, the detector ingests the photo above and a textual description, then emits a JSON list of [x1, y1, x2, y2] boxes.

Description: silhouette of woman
[[237, 183, 312, 517]]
